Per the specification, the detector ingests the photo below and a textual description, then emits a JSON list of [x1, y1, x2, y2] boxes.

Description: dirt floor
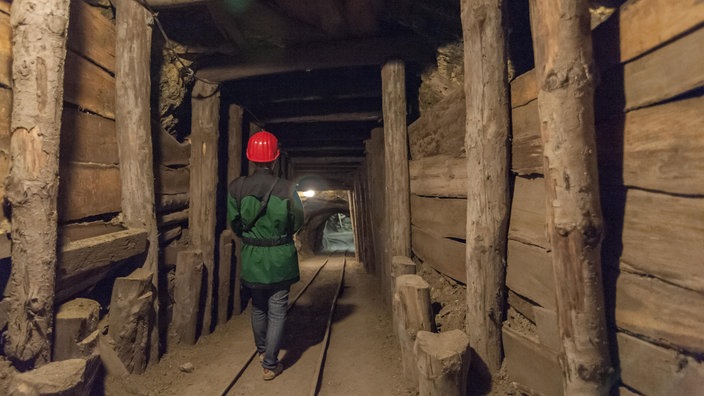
[[104, 255, 412, 396]]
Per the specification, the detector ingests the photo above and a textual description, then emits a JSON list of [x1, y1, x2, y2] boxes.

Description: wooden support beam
[[108, 268, 154, 374], [382, 60, 411, 305], [172, 250, 204, 345], [227, 105, 244, 316], [4, 0, 70, 368], [197, 36, 434, 82], [392, 275, 436, 388], [414, 330, 471, 396], [114, 0, 160, 365], [529, 0, 614, 393], [262, 111, 382, 124], [461, 0, 511, 377], [217, 230, 234, 326], [189, 80, 220, 335]]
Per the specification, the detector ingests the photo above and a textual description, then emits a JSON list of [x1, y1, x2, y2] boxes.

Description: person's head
[[247, 130, 280, 169]]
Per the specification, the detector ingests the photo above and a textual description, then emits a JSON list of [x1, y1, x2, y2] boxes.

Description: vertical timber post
[[529, 1, 613, 394], [189, 80, 220, 335], [4, 0, 70, 368], [227, 104, 244, 316], [461, 0, 511, 378], [381, 60, 411, 305], [114, 0, 159, 364]]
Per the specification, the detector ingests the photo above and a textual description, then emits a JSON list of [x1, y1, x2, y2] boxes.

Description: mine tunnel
[[0, 0, 702, 395]]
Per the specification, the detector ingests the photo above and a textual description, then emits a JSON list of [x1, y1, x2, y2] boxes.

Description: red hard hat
[[246, 131, 280, 162]]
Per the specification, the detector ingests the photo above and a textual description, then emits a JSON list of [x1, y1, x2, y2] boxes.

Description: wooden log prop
[[217, 230, 234, 326], [107, 268, 154, 374], [53, 298, 100, 361], [171, 250, 204, 345], [460, 0, 511, 376], [529, 0, 614, 393], [393, 274, 436, 388], [3, 0, 71, 368], [382, 60, 411, 303], [391, 255, 416, 279], [189, 80, 220, 335], [9, 356, 101, 395], [114, 0, 160, 365], [227, 104, 243, 185], [414, 330, 471, 396]]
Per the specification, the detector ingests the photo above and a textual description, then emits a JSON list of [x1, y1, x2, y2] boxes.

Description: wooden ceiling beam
[[267, 121, 377, 142], [263, 111, 382, 124], [249, 96, 382, 120], [197, 35, 434, 82]]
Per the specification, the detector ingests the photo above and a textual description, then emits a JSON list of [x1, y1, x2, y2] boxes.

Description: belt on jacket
[[241, 235, 293, 247]]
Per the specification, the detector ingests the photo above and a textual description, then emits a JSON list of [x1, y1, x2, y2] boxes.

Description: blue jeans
[[249, 287, 289, 370]]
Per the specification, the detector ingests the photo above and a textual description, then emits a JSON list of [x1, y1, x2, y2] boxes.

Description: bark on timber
[[460, 0, 511, 377], [189, 80, 220, 334], [3, 0, 71, 368], [381, 60, 411, 304], [114, 0, 159, 363], [529, 0, 614, 393]]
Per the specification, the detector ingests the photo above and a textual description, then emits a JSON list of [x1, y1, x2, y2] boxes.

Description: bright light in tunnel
[[302, 190, 316, 198]]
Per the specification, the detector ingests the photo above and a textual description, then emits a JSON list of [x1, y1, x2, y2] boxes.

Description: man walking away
[[227, 130, 304, 380]]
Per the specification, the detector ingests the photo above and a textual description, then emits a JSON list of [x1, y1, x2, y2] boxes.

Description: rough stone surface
[[8, 357, 99, 395]]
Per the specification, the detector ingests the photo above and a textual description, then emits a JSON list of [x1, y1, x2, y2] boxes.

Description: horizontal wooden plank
[[56, 228, 148, 302], [155, 128, 190, 167], [408, 86, 465, 160], [613, 270, 704, 354], [506, 240, 555, 310], [156, 192, 189, 213], [502, 325, 563, 396], [410, 195, 466, 240], [594, 0, 704, 66], [617, 332, 704, 395], [510, 100, 542, 175], [156, 165, 190, 195], [64, 50, 116, 119], [622, 26, 704, 111], [409, 155, 467, 198], [510, 69, 536, 108], [58, 162, 122, 221], [61, 107, 118, 164], [0, 12, 10, 87], [533, 306, 560, 353], [59, 222, 126, 244], [620, 189, 704, 293], [507, 290, 537, 323], [508, 176, 548, 249], [411, 225, 465, 283], [597, 96, 704, 195], [68, 0, 116, 72]]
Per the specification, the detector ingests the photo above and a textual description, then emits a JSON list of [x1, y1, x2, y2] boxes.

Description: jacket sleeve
[[290, 192, 304, 234]]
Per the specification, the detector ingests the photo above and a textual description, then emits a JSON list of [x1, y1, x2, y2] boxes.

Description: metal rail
[[219, 254, 345, 396]]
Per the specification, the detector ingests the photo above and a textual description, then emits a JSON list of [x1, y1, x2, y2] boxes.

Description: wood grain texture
[[613, 270, 704, 355], [508, 176, 547, 249], [505, 240, 554, 310], [410, 195, 466, 240], [58, 163, 122, 221], [510, 100, 542, 175], [616, 332, 704, 395], [620, 189, 704, 293], [56, 228, 148, 300], [409, 155, 467, 198], [411, 225, 465, 283], [156, 165, 190, 195], [68, 0, 116, 72], [0, 12, 10, 87], [502, 325, 563, 396], [155, 128, 190, 167], [61, 107, 118, 164], [188, 80, 220, 335], [594, 0, 704, 65], [510, 69, 537, 108], [64, 50, 115, 119]]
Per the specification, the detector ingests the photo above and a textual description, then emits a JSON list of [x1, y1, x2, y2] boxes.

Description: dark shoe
[[262, 363, 283, 381]]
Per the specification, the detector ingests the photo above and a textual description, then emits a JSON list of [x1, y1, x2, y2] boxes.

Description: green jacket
[[227, 169, 304, 289]]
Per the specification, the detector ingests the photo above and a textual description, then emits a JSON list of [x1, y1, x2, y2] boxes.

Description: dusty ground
[[104, 255, 411, 396]]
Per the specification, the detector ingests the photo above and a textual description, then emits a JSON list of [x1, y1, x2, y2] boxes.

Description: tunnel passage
[[297, 191, 353, 256]]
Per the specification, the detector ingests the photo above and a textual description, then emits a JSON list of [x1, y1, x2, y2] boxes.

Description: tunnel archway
[[297, 193, 354, 256], [318, 212, 354, 253]]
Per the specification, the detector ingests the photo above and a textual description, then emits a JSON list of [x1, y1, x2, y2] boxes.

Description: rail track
[[220, 253, 348, 396]]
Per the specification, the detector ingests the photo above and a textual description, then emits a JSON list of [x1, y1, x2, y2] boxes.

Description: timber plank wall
[[406, 0, 704, 394], [0, 0, 191, 304]]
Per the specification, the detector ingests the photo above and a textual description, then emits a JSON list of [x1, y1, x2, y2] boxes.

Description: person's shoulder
[[228, 176, 247, 197]]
